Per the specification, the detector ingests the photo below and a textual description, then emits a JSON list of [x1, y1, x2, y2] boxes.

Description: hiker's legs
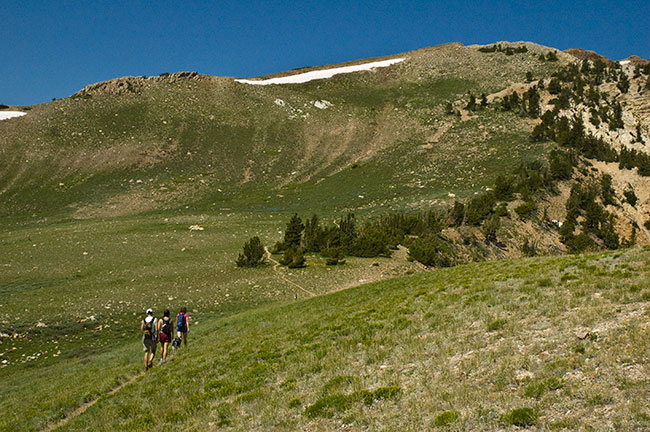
[[143, 350, 148, 369], [162, 342, 168, 360], [149, 342, 156, 365], [182, 331, 188, 347]]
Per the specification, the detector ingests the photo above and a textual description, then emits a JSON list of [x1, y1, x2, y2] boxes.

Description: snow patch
[[313, 100, 332, 109], [0, 111, 26, 121], [274, 99, 285, 107], [235, 58, 405, 85], [618, 60, 631, 65]]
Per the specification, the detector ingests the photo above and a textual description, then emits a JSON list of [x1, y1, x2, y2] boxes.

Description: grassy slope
[[0, 210, 423, 431], [38, 246, 650, 431]]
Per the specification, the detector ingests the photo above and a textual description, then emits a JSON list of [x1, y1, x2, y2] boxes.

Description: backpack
[[143, 317, 155, 340], [161, 317, 171, 336], [176, 313, 185, 329]]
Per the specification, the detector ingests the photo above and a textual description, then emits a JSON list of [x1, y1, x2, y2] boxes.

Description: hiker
[[141, 308, 157, 370], [176, 306, 190, 348], [158, 309, 172, 363]]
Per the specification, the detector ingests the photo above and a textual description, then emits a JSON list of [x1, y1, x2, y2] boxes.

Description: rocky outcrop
[[73, 71, 202, 97]]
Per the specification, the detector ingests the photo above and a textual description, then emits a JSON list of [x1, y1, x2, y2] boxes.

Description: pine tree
[[600, 174, 616, 206], [608, 102, 624, 130], [465, 94, 477, 111], [634, 122, 645, 144], [283, 213, 304, 249], [546, 51, 559, 61], [303, 214, 324, 252], [482, 213, 501, 244], [525, 86, 541, 118], [617, 72, 630, 93], [236, 236, 266, 267], [449, 201, 465, 226], [338, 213, 357, 253], [525, 71, 533, 82], [548, 77, 562, 95]]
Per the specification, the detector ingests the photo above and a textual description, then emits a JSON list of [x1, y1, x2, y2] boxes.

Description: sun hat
[[146, 308, 153, 314]]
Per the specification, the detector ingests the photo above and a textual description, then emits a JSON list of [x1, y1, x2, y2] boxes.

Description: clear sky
[[1, 0, 649, 105]]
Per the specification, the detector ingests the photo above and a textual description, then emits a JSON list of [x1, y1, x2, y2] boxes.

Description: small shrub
[[287, 248, 306, 269], [515, 201, 537, 219], [537, 278, 552, 287], [482, 213, 501, 243], [487, 318, 507, 332], [408, 235, 455, 267], [288, 398, 302, 408], [524, 377, 562, 399], [624, 185, 638, 207], [433, 410, 460, 426], [566, 232, 596, 253], [304, 394, 351, 418], [322, 246, 345, 265], [502, 407, 539, 426], [645, 220, 650, 231], [521, 238, 537, 257], [370, 386, 401, 401], [281, 247, 306, 268]]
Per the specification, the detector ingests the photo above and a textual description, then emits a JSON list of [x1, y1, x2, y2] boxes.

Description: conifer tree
[[283, 213, 305, 249], [465, 94, 477, 111], [548, 77, 562, 95], [608, 102, 624, 130], [236, 236, 266, 267], [634, 122, 645, 144], [303, 214, 324, 252], [617, 72, 630, 93], [338, 213, 357, 252]]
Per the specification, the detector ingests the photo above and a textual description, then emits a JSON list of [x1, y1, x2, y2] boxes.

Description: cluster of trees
[[559, 179, 621, 252], [464, 93, 488, 111], [539, 51, 559, 62], [501, 86, 541, 118], [478, 44, 529, 55], [270, 213, 392, 268], [531, 61, 649, 176]]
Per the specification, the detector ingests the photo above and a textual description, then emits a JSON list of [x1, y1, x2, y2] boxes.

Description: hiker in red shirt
[[157, 309, 172, 363]]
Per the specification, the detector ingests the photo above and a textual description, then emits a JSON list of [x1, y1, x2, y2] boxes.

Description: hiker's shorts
[[142, 337, 157, 353]]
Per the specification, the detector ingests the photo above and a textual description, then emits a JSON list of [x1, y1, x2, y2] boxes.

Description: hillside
[[7, 246, 650, 431], [0, 42, 565, 220], [2, 40, 650, 431]]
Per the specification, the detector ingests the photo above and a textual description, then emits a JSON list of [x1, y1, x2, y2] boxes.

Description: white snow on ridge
[[619, 60, 631, 65], [0, 111, 26, 121], [235, 58, 405, 85]]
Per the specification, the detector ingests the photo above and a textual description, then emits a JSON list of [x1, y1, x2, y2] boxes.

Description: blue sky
[[1, 0, 648, 105]]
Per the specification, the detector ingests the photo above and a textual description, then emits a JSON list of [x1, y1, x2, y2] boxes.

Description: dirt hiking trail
[[264, 247, 316, 296], [42, 371, 145, 432]]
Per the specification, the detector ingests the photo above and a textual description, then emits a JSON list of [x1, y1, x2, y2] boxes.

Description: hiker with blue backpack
[[176, 306, 190, 348], [141, 308, 157, 370]]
